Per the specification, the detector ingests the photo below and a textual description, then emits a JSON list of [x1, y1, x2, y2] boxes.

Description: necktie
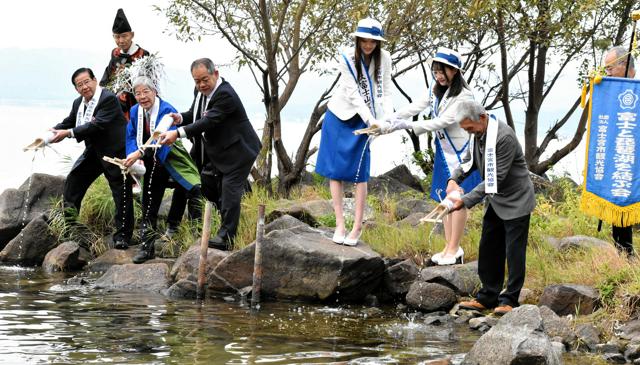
[[201, 95, 207, 118], [143, 112, 151, 138]]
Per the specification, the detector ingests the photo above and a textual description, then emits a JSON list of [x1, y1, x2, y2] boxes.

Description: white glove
[[440, 190, 462, 210], [363, 118, 390, 136], [388, 118, 413, 132], [127, 160, 146, 178]]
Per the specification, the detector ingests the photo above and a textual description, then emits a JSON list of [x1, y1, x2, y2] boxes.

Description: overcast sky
[[1, 0, 228, 67], [0, 0, 592, 189]]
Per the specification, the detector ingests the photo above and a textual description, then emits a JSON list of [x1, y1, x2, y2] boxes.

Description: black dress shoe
[[114, 240, 129, 250], [208, 236, 230, 251], [132, 242, 155, 264]]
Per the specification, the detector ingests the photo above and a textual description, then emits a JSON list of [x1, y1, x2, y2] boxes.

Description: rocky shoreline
[[0, 171, 638, 364]]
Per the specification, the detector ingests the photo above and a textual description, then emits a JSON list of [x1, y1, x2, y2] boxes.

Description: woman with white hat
[[315, 17, 394, 246], [387, 47, 481, 265]]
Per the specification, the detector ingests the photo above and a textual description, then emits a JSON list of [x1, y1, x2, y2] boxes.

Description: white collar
[[205, 77, 223, 99], [84, 86, 102, 105], [121, 43, 140, 56]]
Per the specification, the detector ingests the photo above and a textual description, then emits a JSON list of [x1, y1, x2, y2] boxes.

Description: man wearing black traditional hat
[[100, 8, 149, 117]]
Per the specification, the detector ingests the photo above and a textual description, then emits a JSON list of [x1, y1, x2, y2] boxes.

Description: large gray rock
[[395, 198, 433, 220], [575, 323, 600, 351], [624, 339, 640, 361], [0, 173, 65, 247], [170, 243, 229, 282], [620, 319, 640, 342], [547, 235, 615, 252], [380, 164, 424, 193], [42, 241, 90, 272], [538, 284, 599, 315], [164, 279, 198, 299], [539, 305, 577, 346], [86, 248, 137, 272], [368, 175, 417, 197], [420, 261, 480, 296], [395, 212, 427, 227], [0, 214, 57, 266], [266, 199, 333, 226], [264, 214, 308, 234], [406, 282, 458, 312], [94, 263, 171, 293], [461, 305, 563, 365], [381, 258, 419, 301], [207, 224, 384, 302]]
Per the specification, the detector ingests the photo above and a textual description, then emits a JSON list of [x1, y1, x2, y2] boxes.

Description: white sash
[[484, 115, 499, 194], [76, 87, 103, 127], [342, 53, 383, 119], [194, 92, 205, 125], [432, 89, 472, 174], [136, 97, 160, 147]]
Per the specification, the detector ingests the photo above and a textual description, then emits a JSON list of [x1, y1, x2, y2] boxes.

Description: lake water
[[0, 265, 477, 364], [0, 265, 601, 364]]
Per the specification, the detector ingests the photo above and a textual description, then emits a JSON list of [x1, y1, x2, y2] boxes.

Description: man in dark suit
[[50, 67, 134, 249], [446, 100, 535, 316], [158, 58, 261, 250]]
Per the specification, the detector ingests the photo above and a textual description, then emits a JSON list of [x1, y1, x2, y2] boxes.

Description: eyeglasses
[[75, 79, 94, 89], [605, 61, 625, 72], [134, 88, 154, 98]]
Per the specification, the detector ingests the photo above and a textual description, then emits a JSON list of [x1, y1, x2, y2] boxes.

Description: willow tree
[[159, 0, 367, 194]]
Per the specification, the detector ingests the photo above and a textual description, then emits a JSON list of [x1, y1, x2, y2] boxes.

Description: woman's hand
[[124, 150, 142, 168], [446, 179, 462, 195]]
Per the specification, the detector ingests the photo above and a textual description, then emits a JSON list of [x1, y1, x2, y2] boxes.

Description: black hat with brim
[[112, 8, 132, 34]]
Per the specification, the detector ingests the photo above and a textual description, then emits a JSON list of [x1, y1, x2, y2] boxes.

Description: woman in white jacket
[[389, 48, 481, 264], [315, 18, 394, 246]]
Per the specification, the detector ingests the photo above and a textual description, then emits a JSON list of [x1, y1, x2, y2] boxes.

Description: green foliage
[[317, 213, 336, 228]]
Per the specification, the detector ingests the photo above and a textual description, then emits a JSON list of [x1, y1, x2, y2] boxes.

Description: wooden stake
[[251, 204, 266, 308], [197, 201, 213, 300]]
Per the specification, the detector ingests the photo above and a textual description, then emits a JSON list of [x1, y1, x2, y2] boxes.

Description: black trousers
[[140, 156, 201, 243], [63, 149, 133, 243], [476, 205, 531, 308], [166, 184, 203, 228], [613, 225, 634, 255], [201, 162, 252, 242]]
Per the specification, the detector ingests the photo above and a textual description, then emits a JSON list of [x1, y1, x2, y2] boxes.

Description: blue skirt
[[315, 109, 370, 182], [430, 141, 481, 202]]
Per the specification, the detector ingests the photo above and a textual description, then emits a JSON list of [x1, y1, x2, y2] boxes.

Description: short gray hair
[[608, 46, 635, 70], [454, 100, 487, 124], [190, 58, 216, 74], [132, 76, 157, 93]]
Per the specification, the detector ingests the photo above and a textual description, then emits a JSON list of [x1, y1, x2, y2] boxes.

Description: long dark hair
[[432, 61, 464, 100], [355, 37, 381, 80]]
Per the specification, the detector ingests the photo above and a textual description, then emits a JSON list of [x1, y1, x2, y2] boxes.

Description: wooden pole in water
[[251, 204, 266, 308], [197, 201, 213, 300]]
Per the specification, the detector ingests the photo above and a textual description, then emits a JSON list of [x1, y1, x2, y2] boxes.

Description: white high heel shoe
[[332, 230, 345, 244], [436, 247, 464, 265], [343, 231, 361, 246], [431, 251, 445, 264]]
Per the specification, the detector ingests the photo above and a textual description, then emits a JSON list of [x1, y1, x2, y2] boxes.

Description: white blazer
[[393, 86, 475, 150], [328, 49, 394, 124]]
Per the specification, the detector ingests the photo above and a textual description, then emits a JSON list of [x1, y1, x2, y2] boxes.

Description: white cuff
[[178, 127, 187, 139], [68, 129, 74, 138]]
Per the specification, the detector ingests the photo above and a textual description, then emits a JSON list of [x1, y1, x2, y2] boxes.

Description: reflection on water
[[0, 265, 599, 364], [0, 265, 478, 364]]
